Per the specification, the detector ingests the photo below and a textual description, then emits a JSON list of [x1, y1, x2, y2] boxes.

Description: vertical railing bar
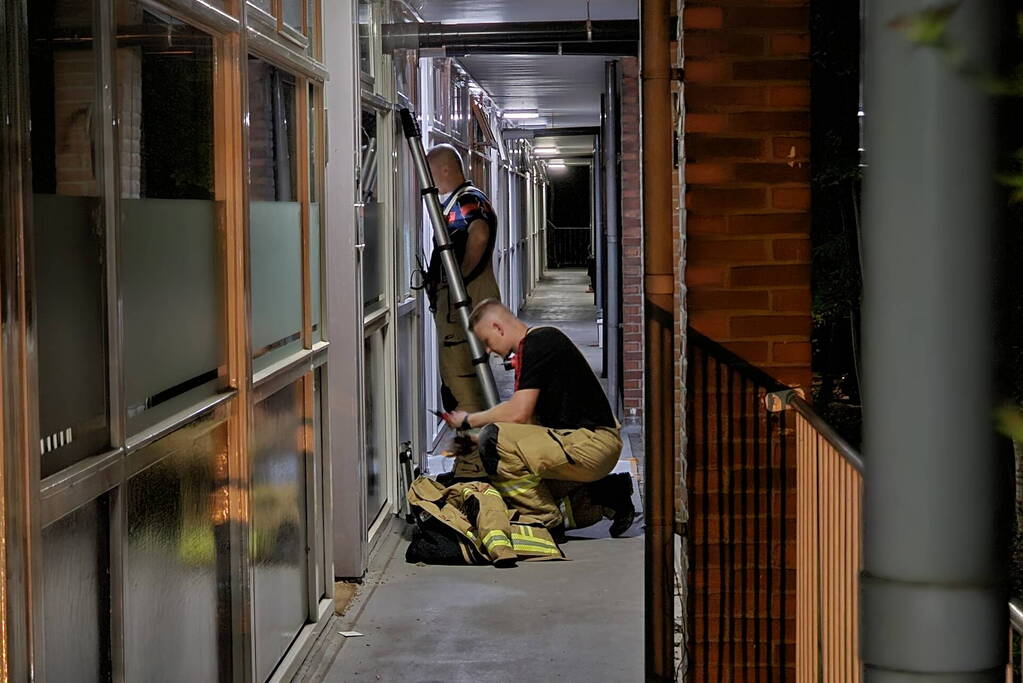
[[699, 349, 707, 674], [780, 404, 789, 679], [822, 435, 830, 678], [715, 358, 725, 683], [686, 344, 696, 679], [754, 385, 762, 683], [766, 405, 775, 682], [740, 377, 749, 674], [846, 460, 853, 682], [796, 417, 803, 681], [726, 366, 736, 674]]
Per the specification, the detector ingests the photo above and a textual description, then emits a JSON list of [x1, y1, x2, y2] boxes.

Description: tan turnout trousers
[[482, 422, 622, 528], [434, 267, 501, 413]]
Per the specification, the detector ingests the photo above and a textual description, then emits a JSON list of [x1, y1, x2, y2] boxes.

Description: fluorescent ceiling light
[[534, 147, 559, 155], [547, 162, 567, 169], [504, 111, 540, 119], [518, 120, 548, 127]]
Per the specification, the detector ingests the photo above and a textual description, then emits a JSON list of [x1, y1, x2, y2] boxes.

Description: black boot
[[591, 472, 636, 538]]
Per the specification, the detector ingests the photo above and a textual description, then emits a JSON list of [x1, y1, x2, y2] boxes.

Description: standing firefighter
[[442, 299, 635, 536], [425, 144, 501, 414]]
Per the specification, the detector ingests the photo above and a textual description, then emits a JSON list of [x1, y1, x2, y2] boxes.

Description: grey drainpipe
[[861, 0, 1004, 678], [594, 120, 605, 342], [604, 60, 621, 417]]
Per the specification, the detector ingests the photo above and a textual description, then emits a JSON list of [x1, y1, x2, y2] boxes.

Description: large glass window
[[282, 0, 302, 31], [361, 109, 386, 313], [393, 114, 417, 300], [28, 0, 111, 477], [117, 5, 225, 436], [364, 331, 387, 523], [358, 0, 373, 76], [249, 58, 303, 372], [42, 497, 111, 682], [310, 84, 323, 343], [124, 406, 230, 682], [252, 380, 309, 680]]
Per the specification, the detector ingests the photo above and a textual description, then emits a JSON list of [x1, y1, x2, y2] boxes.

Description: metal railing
[[767, 388, 863, 683], [686, 329, 792, 681], [1009, 599, 1023, 682], [546, 225, 591, 268], [690, 329, 1021, 681]]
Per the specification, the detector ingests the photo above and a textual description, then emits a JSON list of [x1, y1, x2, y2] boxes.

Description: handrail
[[687, 327, 789, 393], [767, 388, 864, 474], [1010, 598, 1023, 633]]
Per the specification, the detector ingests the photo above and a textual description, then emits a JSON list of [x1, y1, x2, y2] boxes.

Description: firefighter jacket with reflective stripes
[[407, 477, 565, 566]]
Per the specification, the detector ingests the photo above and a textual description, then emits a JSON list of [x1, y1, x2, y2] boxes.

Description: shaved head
[[470, 299, 527, 358], [427, 144, 467, 193]]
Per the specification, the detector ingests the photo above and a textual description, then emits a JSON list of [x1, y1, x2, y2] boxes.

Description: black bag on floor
[[404, 512, 471, 565]]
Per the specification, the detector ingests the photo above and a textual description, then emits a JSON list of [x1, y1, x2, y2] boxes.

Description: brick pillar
[[619, 57, 644, 426], [683, 2, 812, 389], [681, 2, 811, 681]]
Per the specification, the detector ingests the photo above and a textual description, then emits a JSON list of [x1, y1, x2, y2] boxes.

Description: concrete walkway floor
[[294, 269, 644, 683]]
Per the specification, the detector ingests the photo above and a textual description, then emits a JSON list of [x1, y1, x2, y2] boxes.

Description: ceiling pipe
[[440, 41, 637, 57], [502, 126, 600, 141], [382, 19, 638, 53]]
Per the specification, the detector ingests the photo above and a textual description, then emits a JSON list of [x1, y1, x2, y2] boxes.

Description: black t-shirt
[[515, 327, 616, 430]]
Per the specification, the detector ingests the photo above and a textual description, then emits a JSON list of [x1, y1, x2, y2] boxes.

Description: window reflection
[[361, 109, 385, 311], [249, 58, 303, 371], [358, 0, 372, 76], [117, 4, 224, 435], [28, 0, 111, 476]]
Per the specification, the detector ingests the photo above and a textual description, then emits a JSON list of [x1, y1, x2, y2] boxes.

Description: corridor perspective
[[295, 270, 645, 682], [0, 0, 1015, 680]]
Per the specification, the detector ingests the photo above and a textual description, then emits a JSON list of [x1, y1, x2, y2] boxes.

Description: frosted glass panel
[[28, 0, 111, 477], [311, 202, 322, 342], [118, 10, 220, 434], [122, 198, 224, 434], [396, 314, 415, 444], [251, 201, 303, 370], [252, 380, 308, 681], [42, 498, 110, 683], [34, 194, 110, 477], [249, 58, 301, 371], [125, 407, 229, 683]]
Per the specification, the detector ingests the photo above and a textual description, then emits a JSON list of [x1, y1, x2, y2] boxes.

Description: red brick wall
[[683, 0, 812, 390], [620, 57, 644, 426], [681, 1, 811, 680]]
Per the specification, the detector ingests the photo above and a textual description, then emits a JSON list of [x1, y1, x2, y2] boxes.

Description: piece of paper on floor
[[338, 631, 363, 637]]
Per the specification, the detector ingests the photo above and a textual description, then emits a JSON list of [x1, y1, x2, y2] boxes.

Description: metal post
[[604, 60, 622, 417], [641, 0, 675, 677], [594, 111, 607, 376], [861, 0, 1003, 679], [399, 108, 499, 408]]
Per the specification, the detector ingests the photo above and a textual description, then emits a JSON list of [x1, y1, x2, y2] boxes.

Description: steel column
[[861, 0, 1004, 679], [604, 60, 622, 417]]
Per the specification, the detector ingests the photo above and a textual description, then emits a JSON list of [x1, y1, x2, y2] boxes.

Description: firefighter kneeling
[[442, 299, 635, 537]]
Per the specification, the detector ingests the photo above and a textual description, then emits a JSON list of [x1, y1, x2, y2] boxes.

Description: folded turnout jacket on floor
[[406, 477, 565, 566]]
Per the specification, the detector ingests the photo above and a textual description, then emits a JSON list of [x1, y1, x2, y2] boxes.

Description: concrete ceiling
[[417, 0, 638, 127]]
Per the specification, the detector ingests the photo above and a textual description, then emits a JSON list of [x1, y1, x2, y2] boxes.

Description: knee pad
[[478, 424, 500, 476]]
